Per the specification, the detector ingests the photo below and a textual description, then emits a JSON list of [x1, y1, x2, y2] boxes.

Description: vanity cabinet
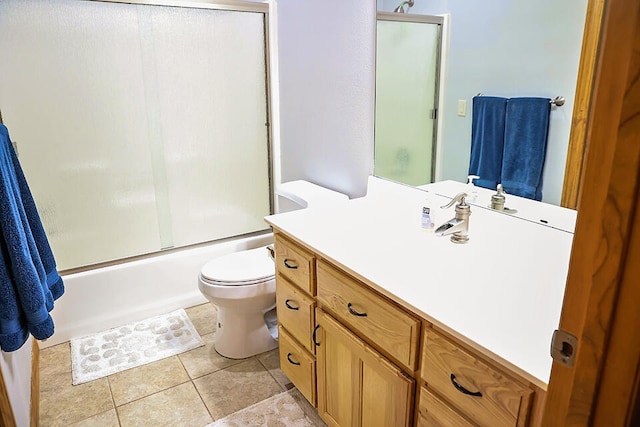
[[272, 231, 542, 427], [316, 308, 414, 427]]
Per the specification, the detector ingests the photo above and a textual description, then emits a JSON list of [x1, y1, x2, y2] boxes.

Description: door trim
[[542, 0, 640, 424]]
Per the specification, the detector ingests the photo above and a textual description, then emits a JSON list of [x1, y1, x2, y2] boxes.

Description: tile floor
[[39, 303, 326, 427]]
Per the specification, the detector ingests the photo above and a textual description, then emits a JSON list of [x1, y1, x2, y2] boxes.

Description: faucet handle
[[440, 192, 469, 209]]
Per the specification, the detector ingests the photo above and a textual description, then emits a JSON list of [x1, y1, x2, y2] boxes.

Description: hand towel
[[0, 124, 64, 352], [500, 97, 551, 201], [468, 96, 508, 190]]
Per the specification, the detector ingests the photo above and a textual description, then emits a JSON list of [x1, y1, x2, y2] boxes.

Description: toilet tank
[[275, 180, 349, 213]]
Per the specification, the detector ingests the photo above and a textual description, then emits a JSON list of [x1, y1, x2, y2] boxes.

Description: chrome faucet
[[435, 192, 471, 244]]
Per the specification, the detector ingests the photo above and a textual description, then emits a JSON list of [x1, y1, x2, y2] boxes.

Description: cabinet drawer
[[316, 260, 420, 371], [416, 386, 474, 427], [275, 234, 315, 295], [278, 326, 316, 406], [422, 329, 533, 427], [277, 276, 316, 354]]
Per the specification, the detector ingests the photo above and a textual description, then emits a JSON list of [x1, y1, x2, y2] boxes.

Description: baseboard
[[30, 340, 39, 427]]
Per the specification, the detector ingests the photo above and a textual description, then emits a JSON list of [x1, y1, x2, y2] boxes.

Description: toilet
[[198, 180, 348, 359]]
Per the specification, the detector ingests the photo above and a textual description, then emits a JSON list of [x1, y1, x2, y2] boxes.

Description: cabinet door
[[316, 308, 414, 427]]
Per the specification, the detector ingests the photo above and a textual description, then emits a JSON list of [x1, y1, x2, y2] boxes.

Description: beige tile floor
[[39, 303, 325, 427]]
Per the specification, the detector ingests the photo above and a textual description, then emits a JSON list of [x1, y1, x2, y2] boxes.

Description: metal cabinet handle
[[347, 302, 367, 317], [450, 374, 482, 397], [287, 353, 301, 366], [283, 259, 298, 269], [313, 324, 320, 347], [284, 299, 299, 310]]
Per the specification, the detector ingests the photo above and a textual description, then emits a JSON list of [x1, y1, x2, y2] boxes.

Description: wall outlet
[[457, 99, 467, 117]]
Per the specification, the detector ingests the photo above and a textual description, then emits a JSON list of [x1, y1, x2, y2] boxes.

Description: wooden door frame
[[543, 0, 640, 424], [561, 0, 605, 209]]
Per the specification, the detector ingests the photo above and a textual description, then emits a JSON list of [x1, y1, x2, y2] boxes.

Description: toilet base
[[214, 306, 279, 359]]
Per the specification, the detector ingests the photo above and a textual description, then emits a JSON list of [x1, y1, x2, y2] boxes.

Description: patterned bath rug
[[207, 389, 319, 427], [70, 309, 204, 385]]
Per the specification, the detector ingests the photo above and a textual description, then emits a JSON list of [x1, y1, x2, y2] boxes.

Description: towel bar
[[474, 94, 565, 107]]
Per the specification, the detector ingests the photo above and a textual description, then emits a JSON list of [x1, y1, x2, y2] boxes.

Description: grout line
[[105, 376, 120, 427]]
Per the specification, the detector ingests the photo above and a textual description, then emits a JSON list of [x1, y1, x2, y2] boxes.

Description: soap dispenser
[[435, 192, 471, 244], [491, 184, 506, 211], [466, 175, 479, 203]]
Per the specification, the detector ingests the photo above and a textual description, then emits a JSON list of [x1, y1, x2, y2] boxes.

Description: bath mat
[[70, 309, 204, 385], [207, 389, 318, 427]]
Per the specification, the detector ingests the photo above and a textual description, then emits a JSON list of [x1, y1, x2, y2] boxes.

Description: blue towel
[[0, 124, 64, 352], [500, 97, 551, 201], [468, 96, 508, 190]]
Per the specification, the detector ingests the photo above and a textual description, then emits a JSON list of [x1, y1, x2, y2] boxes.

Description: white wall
[[276, 0, 377, 198], [377, 0, 588, 205], [0, 338, 32, 427]]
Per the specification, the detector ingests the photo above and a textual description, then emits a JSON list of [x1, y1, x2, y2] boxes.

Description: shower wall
[[0, 0, 271, 270]]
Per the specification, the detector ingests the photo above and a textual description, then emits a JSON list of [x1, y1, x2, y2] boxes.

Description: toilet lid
[[200, 246, 275, 286]]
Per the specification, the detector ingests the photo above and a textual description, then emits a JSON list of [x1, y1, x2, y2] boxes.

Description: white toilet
[[198, 180, 348, 359]]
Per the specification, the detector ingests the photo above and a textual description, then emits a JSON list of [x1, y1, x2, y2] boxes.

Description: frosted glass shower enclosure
[[375, 13, 442, 186], [0, 0, 271, 270]]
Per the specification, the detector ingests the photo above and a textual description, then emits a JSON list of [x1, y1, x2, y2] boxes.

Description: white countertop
[[265, 177, 575, 384]]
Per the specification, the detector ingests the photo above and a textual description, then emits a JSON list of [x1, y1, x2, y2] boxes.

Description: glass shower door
[[0, 0, 271, 270], [375, 17, 441, 186]]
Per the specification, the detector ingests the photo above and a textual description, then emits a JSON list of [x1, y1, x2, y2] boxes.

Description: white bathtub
[[44, 233, 274, 348]]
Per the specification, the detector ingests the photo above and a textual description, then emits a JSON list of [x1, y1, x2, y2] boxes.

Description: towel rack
[[474, 94, 565, 107]]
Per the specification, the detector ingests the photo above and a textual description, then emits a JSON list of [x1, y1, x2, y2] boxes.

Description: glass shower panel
[[145, 7, 270, 248], [0, 0, 271, 270], [375, 20, 441, 186], [0, 0, 161, 269]]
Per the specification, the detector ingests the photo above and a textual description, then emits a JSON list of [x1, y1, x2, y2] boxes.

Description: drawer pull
[[283, 259, 299, 269], [347, 302, 368, 317], [313, 324, 321, 347], [286, 353, 301, 366], [284, 299, 299, 310], [450, 374, 483, 397]]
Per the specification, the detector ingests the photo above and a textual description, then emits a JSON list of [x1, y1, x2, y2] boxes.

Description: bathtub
[[44, 232, 273, 348]]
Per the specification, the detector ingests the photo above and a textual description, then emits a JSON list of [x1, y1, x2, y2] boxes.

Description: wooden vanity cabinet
[[316, 308, 414, 427], [273, 231, 541, 427]]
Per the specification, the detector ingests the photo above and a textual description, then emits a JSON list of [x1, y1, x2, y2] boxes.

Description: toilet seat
[[200, 246, 275, 286]]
